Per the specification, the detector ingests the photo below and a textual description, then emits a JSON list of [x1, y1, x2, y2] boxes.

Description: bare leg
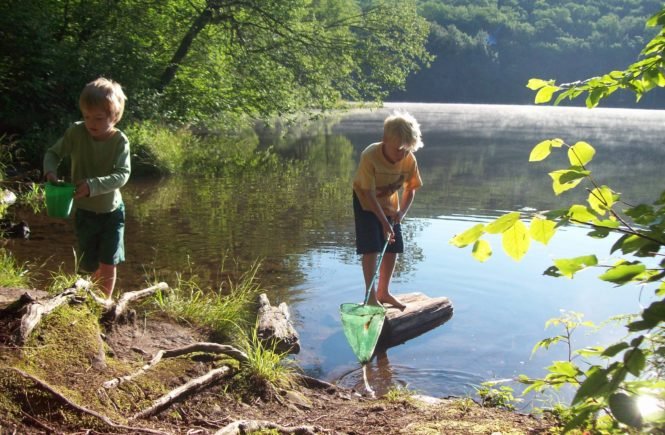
[[92, 262, 117, 299], [362, 253, 381, 306], [376, 253, 405, 310]]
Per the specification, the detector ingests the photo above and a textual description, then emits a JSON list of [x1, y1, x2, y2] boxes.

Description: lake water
[[9, 103, 665, 407]]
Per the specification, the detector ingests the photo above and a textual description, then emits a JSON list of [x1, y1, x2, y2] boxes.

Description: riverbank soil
[[0, 289, 556, 434]]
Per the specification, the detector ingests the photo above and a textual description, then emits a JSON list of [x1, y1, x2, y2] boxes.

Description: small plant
[[384, 385, 416, 404], [235, 323, 297, 400], [450, 396, 476, 414], [0, 248, 31, 287], [476, 381, 519, 411]]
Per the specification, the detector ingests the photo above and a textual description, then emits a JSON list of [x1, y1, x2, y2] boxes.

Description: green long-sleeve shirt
[[43, 122, 131, 213]]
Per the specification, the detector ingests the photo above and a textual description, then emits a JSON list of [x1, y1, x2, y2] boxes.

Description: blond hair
[[383, 111, 423, 152], [79, 77, 127, 123]]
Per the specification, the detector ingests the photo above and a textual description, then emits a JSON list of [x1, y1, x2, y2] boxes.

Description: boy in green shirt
[[44, 77, 131, 300], [352, 111, 423, 310]]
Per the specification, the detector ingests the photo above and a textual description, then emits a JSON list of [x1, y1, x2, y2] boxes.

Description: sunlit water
[[9, 103, 665, 407]]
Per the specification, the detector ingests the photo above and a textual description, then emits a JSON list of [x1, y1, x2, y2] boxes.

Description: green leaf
[[553, 255, 598, 278], [450, 223, 485, 248], [609, 393, 643, 428], [547, 360, 580, 378], [567, 141, 595, 166], [526, 78, 551, 90], [572, 368, 609, 405], [602, 342, 630, 357], [549, 169, 589, 195], [568, 204, 597, 223], [535, 85, 559, 104], [642, 300, 665, 327], [485, 212, 520, 234], [472, 239, 492, 262], [530, 217, 556, 245], [624, 348, 646, 376], [529, 138, 564, 162], [598, 263, 646, 285], [588, 186, 616, 215], [502, 220, 530, 261]]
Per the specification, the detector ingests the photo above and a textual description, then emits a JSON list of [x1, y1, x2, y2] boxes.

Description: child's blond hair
[[383, 111, 423, 152], [79, 77, 127, 123]]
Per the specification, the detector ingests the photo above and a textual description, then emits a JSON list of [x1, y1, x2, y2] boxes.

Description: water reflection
[[7, 103, 665, 401]]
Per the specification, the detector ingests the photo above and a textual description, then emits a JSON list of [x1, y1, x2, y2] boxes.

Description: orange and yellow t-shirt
[[352, 142, 422, 215]]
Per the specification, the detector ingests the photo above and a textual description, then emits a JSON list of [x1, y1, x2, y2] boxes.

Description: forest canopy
[[394, 0, 665, 106]]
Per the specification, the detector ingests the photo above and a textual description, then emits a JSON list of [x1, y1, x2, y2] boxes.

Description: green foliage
[[0, 248, 31, 288], [475, 381, 519, 411], [0, 0, 431, 131], [151, 258, 262, 339], [527, 9, 665, 107], [453, 8, 665, 433], [234, 323, 297, 400]]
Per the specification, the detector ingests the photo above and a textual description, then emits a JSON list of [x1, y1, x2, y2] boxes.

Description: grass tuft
[[0, 248, 31, 288]]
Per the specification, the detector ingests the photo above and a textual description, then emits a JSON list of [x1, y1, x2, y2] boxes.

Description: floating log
[[257, 293, 300, 354], [378, 292, 453, 349]]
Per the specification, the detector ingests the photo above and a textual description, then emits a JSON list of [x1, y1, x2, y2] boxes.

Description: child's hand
[[45, 172, 59, 183], [74, 180, 90, 199]]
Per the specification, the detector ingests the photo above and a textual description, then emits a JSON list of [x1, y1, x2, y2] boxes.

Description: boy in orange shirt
[[352, 111, 423, 309]]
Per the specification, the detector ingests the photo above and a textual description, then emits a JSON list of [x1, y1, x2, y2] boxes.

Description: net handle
[[363, 236, 390, 305]]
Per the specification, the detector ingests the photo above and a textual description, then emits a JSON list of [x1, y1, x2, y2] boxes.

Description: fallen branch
[[15, 279, 91, 345], [103, 342, 248, 390], [104, 282, 169, 322], [215, 419, 321, 435], [132, 366, 232, 420], [8, 368, 166, 434], [257, 293, 300, 354]]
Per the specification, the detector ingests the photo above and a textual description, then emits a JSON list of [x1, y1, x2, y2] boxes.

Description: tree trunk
[[157, 6, 213, 91]]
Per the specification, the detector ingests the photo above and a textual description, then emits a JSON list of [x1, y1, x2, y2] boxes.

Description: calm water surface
[[10, 103, 665, 405]]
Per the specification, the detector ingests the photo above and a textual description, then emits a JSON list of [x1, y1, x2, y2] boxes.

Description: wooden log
[[15, 279, 91, 345], [377, 292, 453, 349], [0, 288, 49, 312], [256, 293, 300, 354]]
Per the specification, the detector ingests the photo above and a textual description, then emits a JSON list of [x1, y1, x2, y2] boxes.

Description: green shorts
[[75, 203, 125, 273]]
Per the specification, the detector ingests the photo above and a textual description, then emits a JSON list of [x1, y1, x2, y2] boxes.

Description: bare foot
[[365, 290, 384, 307], [377, 293, 406, 311]]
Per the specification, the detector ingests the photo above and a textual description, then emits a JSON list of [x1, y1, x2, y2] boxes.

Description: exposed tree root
[[215, 419, 323, 435], [102, 282, 169, 322], [15, 278, 91, 344], [103, 342, 248, 389], [132, 366, 232, 420], [9, 367, 166, 434]]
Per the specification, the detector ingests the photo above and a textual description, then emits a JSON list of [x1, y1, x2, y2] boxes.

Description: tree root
[[103, 342, 248, 389], [9, 367, 167, 434], [132, 365, 232, 420], [215, 419, 322, 435], [101, 281, 169, 322], [15, 278, 91, 344]]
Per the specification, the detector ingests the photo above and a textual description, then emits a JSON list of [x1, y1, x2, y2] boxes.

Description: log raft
[[378, 292, 453, 349]]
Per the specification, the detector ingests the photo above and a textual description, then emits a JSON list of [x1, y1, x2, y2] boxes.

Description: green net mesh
[[339, 303, 386, 364]]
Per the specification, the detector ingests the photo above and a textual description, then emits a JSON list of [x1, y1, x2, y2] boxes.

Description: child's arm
[[43, 138, 66, 182], [356, 188, 395, 241], [83, 140, 131, 197], [396, 188, 416, 224]]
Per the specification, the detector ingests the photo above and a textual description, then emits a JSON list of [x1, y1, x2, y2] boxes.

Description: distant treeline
[[391, 0, 665, 108]]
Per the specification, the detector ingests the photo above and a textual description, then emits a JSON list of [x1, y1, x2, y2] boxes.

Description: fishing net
[[339, 302, 386, 364]]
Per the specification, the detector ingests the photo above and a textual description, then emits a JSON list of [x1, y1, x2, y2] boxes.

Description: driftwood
[[378, 292, 453, 349], [103, 342, 248, 389], [257, 293, 300, 354], [102, 282, 169, 322], [132, 366, 232, 420], [15, 278, 91, 345], [215, 419, 320, 435], [0, 288, 49, 312], [8, 368, 166, 434]]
